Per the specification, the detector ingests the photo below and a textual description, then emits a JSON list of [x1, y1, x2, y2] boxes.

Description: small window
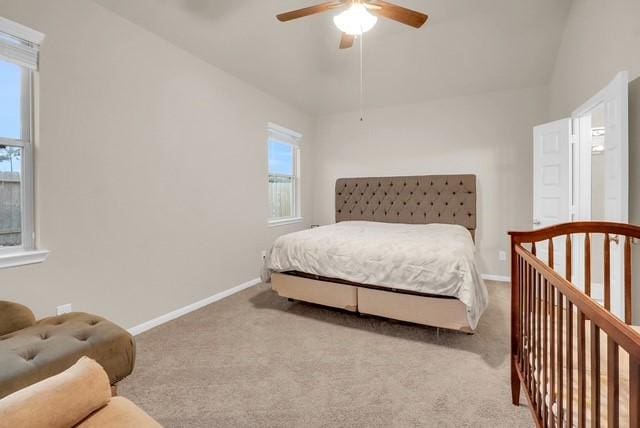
[[0, 17, 47, 267], [267, 123, 301, 225]]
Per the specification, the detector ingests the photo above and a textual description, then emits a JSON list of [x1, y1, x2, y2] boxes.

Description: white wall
[[311, 86, 548, 277], [546, 0, 640, 322], [0, 0, 313, 328], [547, 0, 640, 119]]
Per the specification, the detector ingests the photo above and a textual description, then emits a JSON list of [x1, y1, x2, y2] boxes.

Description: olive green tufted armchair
[[0, 301, 135, 399]]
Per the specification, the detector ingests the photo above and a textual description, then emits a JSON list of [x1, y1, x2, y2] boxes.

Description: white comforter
[[264, 221, 489, 329]]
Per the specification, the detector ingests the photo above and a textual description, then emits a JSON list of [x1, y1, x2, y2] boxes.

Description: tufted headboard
[[335, 175, 477, 235]]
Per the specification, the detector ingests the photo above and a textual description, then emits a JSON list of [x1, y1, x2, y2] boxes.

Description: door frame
[[572, 71, 629, 222]]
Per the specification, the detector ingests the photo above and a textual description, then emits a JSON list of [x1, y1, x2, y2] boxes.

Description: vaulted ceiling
[[94, 0, 572, 115]]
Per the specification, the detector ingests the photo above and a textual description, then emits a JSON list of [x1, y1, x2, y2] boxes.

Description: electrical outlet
[[56, 303, 72, 315], [498, 251, 507, 262], [260, 250, 267, 261]]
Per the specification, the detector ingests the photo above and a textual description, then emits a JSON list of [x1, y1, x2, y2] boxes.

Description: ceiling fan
[[277, 0, 429, 49]]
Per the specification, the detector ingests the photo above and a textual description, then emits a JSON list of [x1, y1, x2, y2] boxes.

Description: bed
[[263, 175, 489, 333]]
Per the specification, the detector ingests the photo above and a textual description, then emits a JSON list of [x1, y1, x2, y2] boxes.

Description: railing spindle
[[520, 257, 525, 367], [536, 273, 542, 417], [549, 283, 556, 428], [542, 277, 548, 426], [529, 265, 535, 399], [585, 233, 592, 297], [590, 323, 601, 427], [607, 337, 619, 428], [556, 290, 564, 426], [525, 263, 531, 391], [567, 302, 574, 428], [549, 238, 554, 269], [625, 237, 633, 325], [630, 357, 640, 428], [578, 311, 587, 427]]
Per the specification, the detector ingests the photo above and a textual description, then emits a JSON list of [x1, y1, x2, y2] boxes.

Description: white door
[[573, 71, 629, 319], [533, 118, 572, 277]]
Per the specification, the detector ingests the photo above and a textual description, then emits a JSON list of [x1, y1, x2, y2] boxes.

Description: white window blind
[[268, 123, 302, 147], [0, 17, 44, 70]]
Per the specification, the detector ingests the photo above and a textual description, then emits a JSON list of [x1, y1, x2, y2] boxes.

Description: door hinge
[[570, 205, 577, 215], [570, 134, 578, 145]]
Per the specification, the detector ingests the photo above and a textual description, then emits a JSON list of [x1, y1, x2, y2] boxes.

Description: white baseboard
[[482, 274, 510, 283], [128, 277, 261, 336]]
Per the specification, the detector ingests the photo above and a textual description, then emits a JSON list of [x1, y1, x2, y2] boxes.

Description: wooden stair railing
[[509, 222, 640, 428]]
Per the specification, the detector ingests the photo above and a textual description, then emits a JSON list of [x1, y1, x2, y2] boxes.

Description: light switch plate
[[56, 303, 72, 315], [498, 251, 507, 261]]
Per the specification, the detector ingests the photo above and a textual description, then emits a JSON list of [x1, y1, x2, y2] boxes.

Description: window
[[268, 123, 302, 226], [0, 17, 47, 268]]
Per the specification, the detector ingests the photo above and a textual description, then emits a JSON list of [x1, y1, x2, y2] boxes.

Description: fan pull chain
[[359, 31, 364, 121]]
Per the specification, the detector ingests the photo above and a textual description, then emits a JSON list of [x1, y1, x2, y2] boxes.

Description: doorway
[[533, 71, 630, 319]]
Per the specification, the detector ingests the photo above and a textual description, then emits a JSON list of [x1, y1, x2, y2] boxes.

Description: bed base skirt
[[271, 272, 473, 333]]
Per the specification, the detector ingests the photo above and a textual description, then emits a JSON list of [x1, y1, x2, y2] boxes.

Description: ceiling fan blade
[[339, 32, 355, 49], [277, 1, 345, 22], [368, 0, 428, 28]]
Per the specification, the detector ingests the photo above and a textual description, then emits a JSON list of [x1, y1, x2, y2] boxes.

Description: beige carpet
[[120, 281, 534, 427]]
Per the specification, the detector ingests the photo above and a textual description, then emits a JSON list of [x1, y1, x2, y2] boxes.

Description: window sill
[[268, 217, 304, 227], [0, 249, 50, 269]]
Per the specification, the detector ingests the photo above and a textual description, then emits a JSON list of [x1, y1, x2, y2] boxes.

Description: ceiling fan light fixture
[[333, 3, 377, 35]]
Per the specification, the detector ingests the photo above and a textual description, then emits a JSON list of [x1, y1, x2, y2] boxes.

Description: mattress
[[263, 221, 489, 329], [526, 309, 640, 426]]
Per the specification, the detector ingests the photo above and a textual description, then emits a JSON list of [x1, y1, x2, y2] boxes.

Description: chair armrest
[[0, 301, 36, 336], [0, 357, 112, 428]]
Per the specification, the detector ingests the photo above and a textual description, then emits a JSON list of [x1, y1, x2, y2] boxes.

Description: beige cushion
[[0, 357, 111, 428], [76, 397, 162, 428]]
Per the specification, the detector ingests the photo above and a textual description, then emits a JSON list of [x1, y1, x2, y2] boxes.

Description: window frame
[[0, 18, 47, 268], [267, 123, 302, 227]]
